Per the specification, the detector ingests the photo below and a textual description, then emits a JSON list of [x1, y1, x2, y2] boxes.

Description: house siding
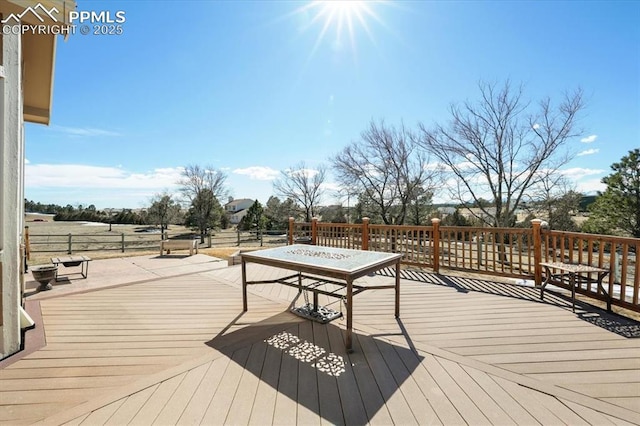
[[0, 28, 24, 358]]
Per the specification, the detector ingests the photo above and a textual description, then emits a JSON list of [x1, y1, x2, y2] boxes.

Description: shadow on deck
[[376, 267, 640, 339]]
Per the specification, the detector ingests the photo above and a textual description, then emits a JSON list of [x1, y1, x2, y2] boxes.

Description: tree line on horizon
[[25, 81, 640, 239]]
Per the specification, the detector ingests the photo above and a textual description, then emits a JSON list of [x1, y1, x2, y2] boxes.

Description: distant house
[[460, 206, 529, 225], [436, 206, 457, 216], [224, 199, 254, 225], [1, 0, 75, 359]]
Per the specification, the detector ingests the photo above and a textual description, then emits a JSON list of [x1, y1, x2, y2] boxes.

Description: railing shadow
[[577, 311, 640, 338], [375, 267, 640, 339]]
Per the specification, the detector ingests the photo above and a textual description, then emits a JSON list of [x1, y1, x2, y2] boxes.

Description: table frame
[[51, 256, 92, 281], [241, 246, 402, 352], [539, 261, 611, 312]]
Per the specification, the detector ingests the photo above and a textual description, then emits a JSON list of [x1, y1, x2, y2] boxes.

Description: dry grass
[[25, 220, 283, 265]]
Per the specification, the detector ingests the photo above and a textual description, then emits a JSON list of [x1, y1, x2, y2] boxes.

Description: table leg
[[241, 259, 248, 312], [597, 272, 612, 312], [540, 266, 551, 300], [346, 277, 353, 353]]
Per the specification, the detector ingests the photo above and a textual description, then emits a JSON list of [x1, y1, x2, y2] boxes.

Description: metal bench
[[539, 261, 610, 312], [51, 255, 91, 281]]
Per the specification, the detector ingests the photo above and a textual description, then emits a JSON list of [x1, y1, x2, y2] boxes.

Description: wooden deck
[[1, 261, 640, 425]]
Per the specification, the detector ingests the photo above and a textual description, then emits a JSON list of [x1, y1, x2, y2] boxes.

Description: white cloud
[[580, 134, 597, 143], [321, 181, 343, 194], [454, 160, 476, 171], [575, 178, 606, 194], [51, 125, 121, 137], [283, 168, 321, 178], [532, 123, 540, 130], [233, 166, 280, 181], [559, 167, 605, 179], [577, 148, 599, 157], [424, 161, 445, 171], [25, 164, 182, 189]]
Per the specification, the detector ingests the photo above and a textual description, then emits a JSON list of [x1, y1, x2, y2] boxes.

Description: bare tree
[[148, 192, 181, 233], [332, 119, 438, 225], [273, 163, 326, 222], [179, 165, 228, 203], [178, 165, 228, 241], [524, 171, 581, 231], [417, 81, 584, 227]]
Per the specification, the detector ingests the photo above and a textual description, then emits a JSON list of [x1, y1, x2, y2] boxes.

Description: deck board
[[311, 321, 344, 426], [248, 341, 282, 425], [461, 366, 538, 425], [1, 260, 639, 425], [200, 345, 251, 425], [129, 375, 183, 425], [77, 398, 124, 425], [104, 384, 156, 425], [359, 334, 418, 425], [272, 333, 300, 426], [348, 334, 393, 425], [295, 320, 321, 426], [226, 341, 267, 425], [439, 359, 516, 425], [325, 322, 369, 426], [154, 363, 210, 425], [422, 352, 492, 425]]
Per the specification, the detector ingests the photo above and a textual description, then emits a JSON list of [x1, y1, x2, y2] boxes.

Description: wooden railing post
[[67, 233, 72, 254], [532, 219, 542, 287], [362, 217, 369, 251], [288, 217, 295, 245], [311, 217, 318, 245], [431, 218, 440, 273], [121, 233, 125, 253]]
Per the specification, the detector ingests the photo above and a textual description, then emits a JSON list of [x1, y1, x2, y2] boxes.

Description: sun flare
[[297, 0, 384, 58]]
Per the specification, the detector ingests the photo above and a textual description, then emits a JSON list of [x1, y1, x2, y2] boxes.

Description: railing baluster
[[620, 244, 628, 303]]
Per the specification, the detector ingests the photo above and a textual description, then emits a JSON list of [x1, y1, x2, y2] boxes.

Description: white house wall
[[0, 29, 24, 358]]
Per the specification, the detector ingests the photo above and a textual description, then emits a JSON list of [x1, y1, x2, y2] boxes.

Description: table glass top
[[241, 244, 401, 273], [539, 262, 608, 273]]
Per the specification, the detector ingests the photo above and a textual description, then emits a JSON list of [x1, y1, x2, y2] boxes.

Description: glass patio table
[[241, 244, 402, 352]]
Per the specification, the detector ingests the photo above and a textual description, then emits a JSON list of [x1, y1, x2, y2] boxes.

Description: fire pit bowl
[[62, 260, 82, 267], [31, 265, 58, 291]]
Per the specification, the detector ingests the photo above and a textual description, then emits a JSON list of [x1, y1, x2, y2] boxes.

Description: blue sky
[[24, 0, 640, 209]]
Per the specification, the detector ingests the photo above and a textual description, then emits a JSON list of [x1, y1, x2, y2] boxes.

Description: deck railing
[[288, 217, 640, 313]]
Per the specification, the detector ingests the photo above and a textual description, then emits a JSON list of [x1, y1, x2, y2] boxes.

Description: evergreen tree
[[583, 149, 640, 237]]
